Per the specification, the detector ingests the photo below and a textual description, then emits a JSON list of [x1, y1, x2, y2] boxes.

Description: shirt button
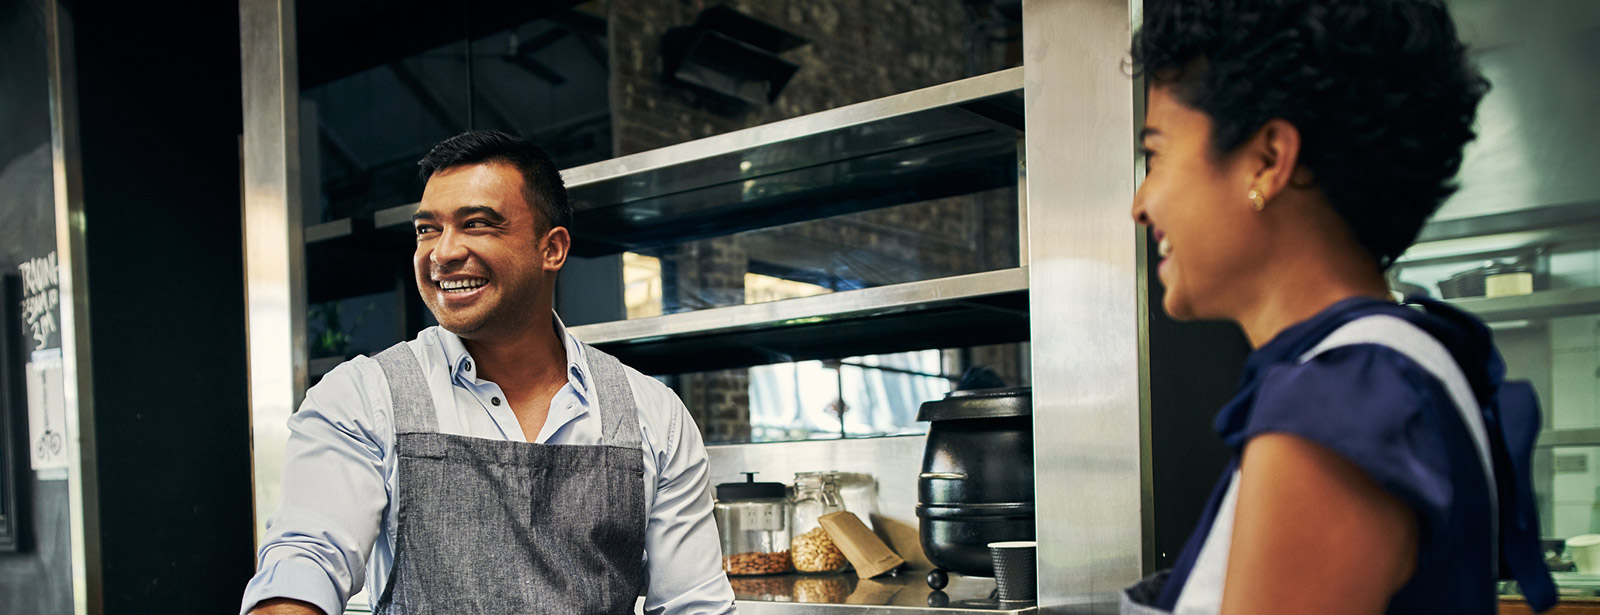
[[491, 397, 501, 406], [464, 360, 472, 371]]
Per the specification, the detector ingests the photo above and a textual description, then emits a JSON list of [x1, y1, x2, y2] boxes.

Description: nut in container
[[714, 472, 793, 576], [789, 472, 848, 573]]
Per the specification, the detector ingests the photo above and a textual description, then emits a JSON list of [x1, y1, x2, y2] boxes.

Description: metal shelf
[[1447, 286, 1600, 322], [558, 68, 1025, 257], [1537, 427, 1600, 448], [1401, 200, 1600, 266], [569, 267, 1029, 374]]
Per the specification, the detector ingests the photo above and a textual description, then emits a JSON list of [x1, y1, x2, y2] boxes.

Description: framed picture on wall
[[0, 273, 26, 552]]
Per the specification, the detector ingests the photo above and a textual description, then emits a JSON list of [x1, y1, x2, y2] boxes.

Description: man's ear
[[542, 225, 570, 273]]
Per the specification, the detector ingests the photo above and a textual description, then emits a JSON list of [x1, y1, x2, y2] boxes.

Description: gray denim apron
[[371, 342, 648, 615]]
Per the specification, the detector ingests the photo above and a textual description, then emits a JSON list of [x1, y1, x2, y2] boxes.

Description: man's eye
[[415, 226, 437, 236]]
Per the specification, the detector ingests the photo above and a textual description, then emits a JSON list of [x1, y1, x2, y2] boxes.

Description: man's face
[[412, 163, 557, 339]]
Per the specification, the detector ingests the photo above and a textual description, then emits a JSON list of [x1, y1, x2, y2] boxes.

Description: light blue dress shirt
[[240, 315, 734, 615]]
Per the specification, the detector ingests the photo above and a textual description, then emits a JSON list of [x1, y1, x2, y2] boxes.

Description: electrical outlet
[[1555, 453, 1588, 473]]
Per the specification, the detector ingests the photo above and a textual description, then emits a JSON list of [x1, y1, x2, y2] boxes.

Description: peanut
[[790, 527, 847, 572], [794, 576, 849, 603]]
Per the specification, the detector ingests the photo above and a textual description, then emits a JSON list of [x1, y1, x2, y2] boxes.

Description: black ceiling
[[295, 0, 591, 89]]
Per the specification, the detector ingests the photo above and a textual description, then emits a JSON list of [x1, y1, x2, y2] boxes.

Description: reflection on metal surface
[[728, 571, 1035, 614], [559, 68, 1024, 256], [241, 0, 307, 549], [568, 268, 1028, 374], [1447, 287, 1600, 323], [1024, 0, 1144, 611], [46, 2, 97, 612]]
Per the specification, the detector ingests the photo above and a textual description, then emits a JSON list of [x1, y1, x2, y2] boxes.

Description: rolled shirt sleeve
[[634, 376, 736, 615], [240, 360, 391, 615]]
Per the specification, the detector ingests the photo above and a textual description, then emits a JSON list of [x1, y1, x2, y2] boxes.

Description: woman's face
[[1132, 85, 1268, 321]]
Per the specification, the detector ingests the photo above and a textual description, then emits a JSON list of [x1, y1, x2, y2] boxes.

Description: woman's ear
[[1244, 118, 1303, 201]]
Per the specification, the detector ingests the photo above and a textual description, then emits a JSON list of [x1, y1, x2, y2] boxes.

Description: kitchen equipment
[[916, 386, 1035, 587], [1439, 262, 1492, 299], [715, 472, 793, 576], [791, 472, 849, 573], [1439, 251, 1545, 299]]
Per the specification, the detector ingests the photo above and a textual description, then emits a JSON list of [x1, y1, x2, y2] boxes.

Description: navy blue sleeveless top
[[1152, 296, 1555, 613]]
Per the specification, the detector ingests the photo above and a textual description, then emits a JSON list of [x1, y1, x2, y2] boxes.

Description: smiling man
[[240, 131, 735, 615]]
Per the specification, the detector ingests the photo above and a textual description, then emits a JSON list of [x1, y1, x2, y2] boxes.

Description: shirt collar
[[434, 312, 593, 403]]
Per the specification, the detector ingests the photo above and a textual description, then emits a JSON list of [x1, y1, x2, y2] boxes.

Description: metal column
[[45, 1, 99, 612], [240, 0, 306, 546], [1023, 0, 1146, 611]]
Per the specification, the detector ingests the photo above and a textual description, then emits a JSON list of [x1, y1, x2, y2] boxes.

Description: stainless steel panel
[[1434, 2, 1600, 222], [1023, 0, 1144, 611], [240, 0, 306, 548], [45, 2, 98, 612]]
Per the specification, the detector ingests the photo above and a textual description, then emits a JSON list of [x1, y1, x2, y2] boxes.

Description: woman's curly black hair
[[1132, 0, 1490, 268]]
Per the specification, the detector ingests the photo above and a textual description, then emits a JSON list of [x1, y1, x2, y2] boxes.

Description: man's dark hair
[[418, 130, 572, 231], [1132, 0, 1490, 268]]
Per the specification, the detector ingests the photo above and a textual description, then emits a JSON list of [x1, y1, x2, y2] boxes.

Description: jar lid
[[917, 386, 1032, 421], [717, 472, 786, 500]]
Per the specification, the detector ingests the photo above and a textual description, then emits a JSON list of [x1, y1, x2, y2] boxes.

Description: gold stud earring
[[1248, 190, 1265, 211]]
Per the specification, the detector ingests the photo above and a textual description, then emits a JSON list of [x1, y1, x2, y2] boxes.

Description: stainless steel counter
[[729, 570, 1035, 614]]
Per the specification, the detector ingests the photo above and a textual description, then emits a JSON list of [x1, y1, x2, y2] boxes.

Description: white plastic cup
[[1568, 534, 1600, 573]]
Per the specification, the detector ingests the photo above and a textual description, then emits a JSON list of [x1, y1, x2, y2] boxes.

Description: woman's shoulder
[[1245, 314, 1492, 517]]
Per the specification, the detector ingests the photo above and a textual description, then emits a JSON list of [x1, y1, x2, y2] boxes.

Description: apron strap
[[374, 342, 439, 435], [583, 344, 642, 449], [1298, 314, 1500, 575]]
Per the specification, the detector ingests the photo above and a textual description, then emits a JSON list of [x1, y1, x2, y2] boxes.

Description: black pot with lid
[[916, 386, 1035, 587]]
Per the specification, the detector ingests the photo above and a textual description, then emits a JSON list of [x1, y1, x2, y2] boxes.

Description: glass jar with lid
[[714, 473, 793, 576], [789, 472, 848, 573], [796, 471, 877, 530]]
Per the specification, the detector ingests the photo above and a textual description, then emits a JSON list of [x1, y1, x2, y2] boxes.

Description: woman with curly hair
[[1124, 1, 1556, 613]]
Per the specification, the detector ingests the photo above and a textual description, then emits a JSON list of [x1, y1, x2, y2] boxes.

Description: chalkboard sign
[[0, 273, 24, 551]]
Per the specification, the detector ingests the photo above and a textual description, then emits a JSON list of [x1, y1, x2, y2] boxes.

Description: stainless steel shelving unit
[[560, 68, 1022, 256], [548, 71, 1028, 369], [1448, 287, 1600, 323], [570, 268, 1029, 373]]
